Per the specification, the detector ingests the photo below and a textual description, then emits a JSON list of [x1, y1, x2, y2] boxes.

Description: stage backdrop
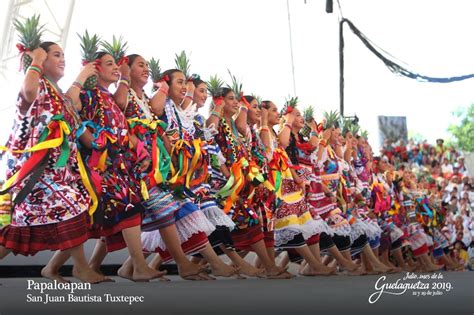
[[378, 116, 408, 147]]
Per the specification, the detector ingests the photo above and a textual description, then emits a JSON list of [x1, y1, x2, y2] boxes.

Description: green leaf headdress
[[174, 50, 191, 79]]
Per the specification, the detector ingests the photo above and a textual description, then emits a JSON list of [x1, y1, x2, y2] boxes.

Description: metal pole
[[286, 0, 297, 95], [339, 18, 345, 116]]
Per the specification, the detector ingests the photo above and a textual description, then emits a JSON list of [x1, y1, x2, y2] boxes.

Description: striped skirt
[[0, 211, 89, 256]]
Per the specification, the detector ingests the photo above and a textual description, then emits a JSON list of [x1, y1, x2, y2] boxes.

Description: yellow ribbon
[[1, 120, 70, 191], [76, 151, 99, 222]]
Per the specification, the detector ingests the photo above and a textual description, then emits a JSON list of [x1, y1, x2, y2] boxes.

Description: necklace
[[221, 118, 240, 164], [43, 78, 62, 115], [129, 89, 155, 120]]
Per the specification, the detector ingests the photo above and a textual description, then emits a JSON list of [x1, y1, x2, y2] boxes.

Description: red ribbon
[[240, 94, 252, 109], [317, 122, 324, 134], [118, 56, 129, 66], [16, 44, 28, 53], [160, 74, 170, 82], [9, 121, 61, 189], [16, 44, 30, 71], [94, 59, 103, 72], [213, 96, 224, 106]]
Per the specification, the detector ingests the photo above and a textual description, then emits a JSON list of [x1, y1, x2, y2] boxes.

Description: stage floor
[[0, 271, 473, 315]]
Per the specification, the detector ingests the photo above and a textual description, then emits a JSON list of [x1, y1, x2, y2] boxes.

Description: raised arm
[[180, 80, 195, 110], [206, 101, 224, 128], [114, 63, 131, 111], [259, 107, 271, 151], [66, 63, 98, 112], [19, 48, 47, 113], [278, 113, 295, 149], [150, 81, 169, 118], [235, 101, 249, 136]]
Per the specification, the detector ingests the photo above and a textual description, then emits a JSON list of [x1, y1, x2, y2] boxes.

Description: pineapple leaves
[[206, 74, 225, 98], [14, 14, 46, 51], [174, 50, 191, 78], [101, 35, 128, 64], [77, 30, 101, 62], [226, 69, 243, 100]]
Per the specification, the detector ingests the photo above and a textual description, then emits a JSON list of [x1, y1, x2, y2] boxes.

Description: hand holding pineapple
[[322, 127, 332, 142], [118, 62, 130, 80], [76, 62, 99, 85], [154, 79, 169, 93], [27, 47, 48, 67], [284, 110, 296, 126]]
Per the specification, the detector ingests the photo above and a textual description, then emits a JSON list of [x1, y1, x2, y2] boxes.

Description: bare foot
[[72, 266, 111, 284], [265, 266, 293, 279], [299, 264, 335, 276], [339, 259, 360, 272], [236, 263, 265, 278], [41, 266, 71, 283], [233, 273, 247, 279], [132, 266, 167, 282], [211, 263, 240, 278], [117, 265, 133, 281], [198, 272, 216, 280], [178, 262, 206, 281], [346, 266, 368, 276], [88, 264, 104, 276]]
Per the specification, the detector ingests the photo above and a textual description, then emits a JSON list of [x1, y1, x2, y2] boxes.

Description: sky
[[1, 0, 474, 157]]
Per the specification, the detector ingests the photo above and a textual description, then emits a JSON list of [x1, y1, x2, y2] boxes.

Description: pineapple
[[207, 74, 224, 98], [343, 117, 360, 136], [303, 106, 315, 122], [227, 69, 243, 100], [101, 35, 128, 65], [174, 50, 191, 79], [300, 105, 315, 137], [149, 57, 161, 92], [282, 96, 298, 115], [13, 14, 46, 73], [323, 110, 340, 129], [207, 74, 225, 108], [360, 130, 369, 139], [251, 94, 263, 109], [77, 30, 101, 89]]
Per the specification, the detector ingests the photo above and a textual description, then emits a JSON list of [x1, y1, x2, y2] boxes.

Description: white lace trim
[[363, 220, 383, 240], [309, 217, 335, 238], [176, 102, 196, 135], [349, 220, 368, 243], [274, 228, 305, 247], [389, 226, 404, 242], [330, 221, 352, 237], [141, 211, 215, 252], [273, 216, 335, 246], [201, 205, 235, 229]]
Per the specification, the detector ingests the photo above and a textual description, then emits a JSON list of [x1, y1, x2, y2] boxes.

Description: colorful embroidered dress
[[266, 132, 327, 248], [0, 78, 90, 255], [141, 98, 214, 262], [124, 89, 180, 232], [214, 118, 265, 249], [79, 86, 142, 251]]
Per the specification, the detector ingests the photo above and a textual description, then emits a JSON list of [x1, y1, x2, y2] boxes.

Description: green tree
[[448, 104, 474, 152]]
